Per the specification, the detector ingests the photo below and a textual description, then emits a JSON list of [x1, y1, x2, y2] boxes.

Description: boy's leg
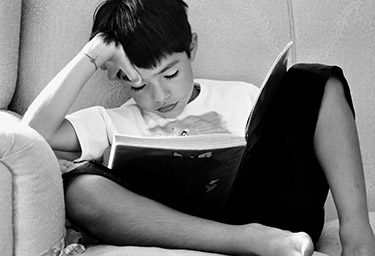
[[314, 76, 375, 256], [226, 64, 334, 244], [64, 173, 314, 256], [226, 64, 375, 254]]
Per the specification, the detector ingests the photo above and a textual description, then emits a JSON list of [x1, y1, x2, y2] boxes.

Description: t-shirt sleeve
[[66, 106, 111, 161]]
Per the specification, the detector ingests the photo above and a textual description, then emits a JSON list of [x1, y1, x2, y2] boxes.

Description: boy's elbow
[[21, 117, 74, 152], [21, 117, 54, 142], [47, 121, 81, 153]]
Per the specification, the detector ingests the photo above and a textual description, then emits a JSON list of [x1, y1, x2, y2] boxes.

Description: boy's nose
[[153, 83, 170, 102]]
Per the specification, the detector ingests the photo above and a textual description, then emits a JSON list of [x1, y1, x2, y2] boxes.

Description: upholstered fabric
[[10, 0, 130, 115], [0, 112, 66, 256], [83, 245, 227, 256], [0, 0, 22, 109], [0, 161, 13, 255], [81, 244, 329, 256]]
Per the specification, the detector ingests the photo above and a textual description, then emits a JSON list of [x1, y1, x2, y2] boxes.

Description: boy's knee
[[323, 75, 346, 102], [318, 74, 355, 123], [65, 174, 111, 222]]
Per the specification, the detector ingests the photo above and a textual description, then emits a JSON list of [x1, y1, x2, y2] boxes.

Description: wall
[[292, 0, 375, 220], [186, 0, 375, 221]]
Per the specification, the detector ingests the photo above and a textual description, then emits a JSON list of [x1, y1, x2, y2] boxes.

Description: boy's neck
[[188, 83, 200, 103]]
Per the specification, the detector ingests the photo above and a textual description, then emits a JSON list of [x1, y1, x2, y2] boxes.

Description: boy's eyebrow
[[157, 59, 180, 75]]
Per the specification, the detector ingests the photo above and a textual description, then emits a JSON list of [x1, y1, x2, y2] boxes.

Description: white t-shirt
[[66, 79, 259, 161]]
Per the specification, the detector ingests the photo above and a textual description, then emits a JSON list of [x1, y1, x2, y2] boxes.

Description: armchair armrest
[[0, 111, 66, 256], [0, 161, 13, 255]]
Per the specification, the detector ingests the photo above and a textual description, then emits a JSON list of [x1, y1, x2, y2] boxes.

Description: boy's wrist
[[80, 46, 106, 70], [82, 53, 99, 71], [80, 34, 117, 69]]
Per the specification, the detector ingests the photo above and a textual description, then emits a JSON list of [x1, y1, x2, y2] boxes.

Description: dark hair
[[91, 0, 192, 69]]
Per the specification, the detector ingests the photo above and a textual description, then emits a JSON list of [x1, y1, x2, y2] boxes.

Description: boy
[[23, 0, 375, 255]]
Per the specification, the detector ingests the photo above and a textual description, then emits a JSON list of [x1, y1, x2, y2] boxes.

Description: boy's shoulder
[[195, 78, 253, 86], [195, 78, 259, 93]]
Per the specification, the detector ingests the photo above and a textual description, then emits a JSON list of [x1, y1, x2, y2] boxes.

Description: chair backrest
[[0, 0, 22, 109]]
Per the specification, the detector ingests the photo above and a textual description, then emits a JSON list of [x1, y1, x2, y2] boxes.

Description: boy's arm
[[23, 34, 142, 152]]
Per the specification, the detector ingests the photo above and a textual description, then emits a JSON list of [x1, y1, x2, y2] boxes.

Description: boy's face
[[124, 34, 198, 119]]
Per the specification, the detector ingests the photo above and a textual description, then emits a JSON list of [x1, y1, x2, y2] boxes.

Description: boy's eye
[[131, 84, 146, 92], [164, 70, 179, 80]]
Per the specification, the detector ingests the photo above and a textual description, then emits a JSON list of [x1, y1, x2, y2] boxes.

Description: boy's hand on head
[[81, 33, 142, 85], [149, 112, 231, 136], [178, 112, 231, 135]]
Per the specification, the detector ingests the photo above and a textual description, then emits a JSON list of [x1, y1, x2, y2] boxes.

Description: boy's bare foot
[[240, 224, 314, 256], [340, 222, 375, 256], [268, 231, 314, 256]]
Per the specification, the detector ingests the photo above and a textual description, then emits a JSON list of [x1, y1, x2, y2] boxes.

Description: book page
[[111, 133, 245, 150], [245, 42, 293, 144]]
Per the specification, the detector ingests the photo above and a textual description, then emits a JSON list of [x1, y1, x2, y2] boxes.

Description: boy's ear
[[189, 33, 198, 62]]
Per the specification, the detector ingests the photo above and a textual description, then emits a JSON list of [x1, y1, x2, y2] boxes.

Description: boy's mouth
[[156, 102, 178, 113]]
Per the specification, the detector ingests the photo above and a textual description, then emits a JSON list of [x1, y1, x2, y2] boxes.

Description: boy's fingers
[[121, 61, 142, 85], [127, 69, 143, 86], [117, 45, 142, 85]]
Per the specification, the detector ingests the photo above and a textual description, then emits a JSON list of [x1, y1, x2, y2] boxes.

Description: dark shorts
[[63, 63, 354, 244]]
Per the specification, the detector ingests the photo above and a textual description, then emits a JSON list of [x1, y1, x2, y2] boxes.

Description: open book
[[107, 42, 293, 218]]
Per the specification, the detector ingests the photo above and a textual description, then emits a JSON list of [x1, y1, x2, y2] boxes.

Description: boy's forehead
[[135, 52, 185, 74]]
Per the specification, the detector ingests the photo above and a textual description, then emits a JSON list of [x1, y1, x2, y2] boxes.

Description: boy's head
[[91, 0, 193, 69], [91, 0, 199, 119]]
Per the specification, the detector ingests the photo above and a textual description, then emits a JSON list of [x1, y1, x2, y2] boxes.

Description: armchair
[[1, 0, 375, 255]]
